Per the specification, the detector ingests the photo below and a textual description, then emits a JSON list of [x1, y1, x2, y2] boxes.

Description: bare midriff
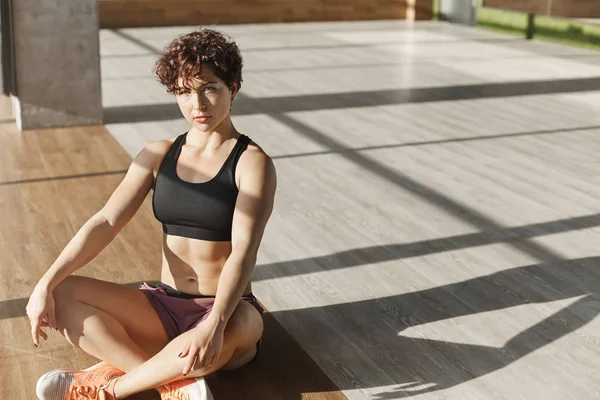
[[159, 233, 252, 296]]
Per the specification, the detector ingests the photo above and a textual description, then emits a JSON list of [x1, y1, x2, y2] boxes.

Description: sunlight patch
[[398, 295, 587, 348]]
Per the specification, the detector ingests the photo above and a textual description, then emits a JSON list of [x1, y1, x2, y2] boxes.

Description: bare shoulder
[[239, 139, 276, 180], [133, 136, 177, 173]]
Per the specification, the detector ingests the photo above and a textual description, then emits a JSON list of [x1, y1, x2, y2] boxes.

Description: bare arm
[[177, 147, 277, 373], [36, 140, 170, 292], [209, 150, 277, 327], [27, 139, 171, 345]]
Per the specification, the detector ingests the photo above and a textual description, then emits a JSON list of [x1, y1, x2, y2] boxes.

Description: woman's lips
[[193, 116, 211, 123]]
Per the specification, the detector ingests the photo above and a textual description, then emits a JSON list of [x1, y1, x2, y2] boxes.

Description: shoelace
[[68, 385, 101, 400], [162, 391, 191, 400], [161, 384, 192, 400]]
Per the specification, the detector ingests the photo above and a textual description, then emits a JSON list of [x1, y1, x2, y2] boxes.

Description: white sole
[[36, 369, 75, 400], [190, 377, 214, 400]]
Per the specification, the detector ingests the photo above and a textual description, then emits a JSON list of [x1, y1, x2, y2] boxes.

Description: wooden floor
[[2, 20, 600, 400], [101, 20, 600, 399], [0, 111, 344, 397], [0, 106, 166, 398]]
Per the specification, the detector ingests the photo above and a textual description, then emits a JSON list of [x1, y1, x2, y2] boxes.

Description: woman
[[26, 28, 276, 400]]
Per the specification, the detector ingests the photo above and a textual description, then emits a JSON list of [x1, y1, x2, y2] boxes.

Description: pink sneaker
[[36, 362, 124, 399]]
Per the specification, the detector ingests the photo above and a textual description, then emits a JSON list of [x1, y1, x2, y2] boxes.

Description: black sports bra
[[152, 132, 251, 241]]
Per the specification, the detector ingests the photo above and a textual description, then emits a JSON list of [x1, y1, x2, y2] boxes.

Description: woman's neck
[[186, 117, 239, 151]]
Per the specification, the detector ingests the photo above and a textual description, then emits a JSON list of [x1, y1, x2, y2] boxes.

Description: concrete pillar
[[9, 0, 102, 130], [440, 0, 478, 25]]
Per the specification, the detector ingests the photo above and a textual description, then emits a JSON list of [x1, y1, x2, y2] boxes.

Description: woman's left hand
[[178, 318, 225, 376]]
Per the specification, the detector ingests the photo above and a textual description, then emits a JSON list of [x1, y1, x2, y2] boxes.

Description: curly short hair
[[154, 28, 243, 95]]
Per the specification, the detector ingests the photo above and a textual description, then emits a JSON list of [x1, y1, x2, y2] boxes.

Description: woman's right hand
[[26, 285, 57, 347]]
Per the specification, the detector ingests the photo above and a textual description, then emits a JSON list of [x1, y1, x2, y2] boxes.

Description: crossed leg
[[52, 275, 264, 397]]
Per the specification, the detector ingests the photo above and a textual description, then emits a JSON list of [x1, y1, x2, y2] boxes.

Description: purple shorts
[[139, 281, 264, 360]]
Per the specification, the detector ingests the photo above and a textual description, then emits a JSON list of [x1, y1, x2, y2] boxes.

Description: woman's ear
[[230, 83, 238, 101]]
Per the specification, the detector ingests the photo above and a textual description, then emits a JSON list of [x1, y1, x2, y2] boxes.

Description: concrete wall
[[485, 0, 600, 18], [99, 0, 434, 28], [11, 0, 103, 130]]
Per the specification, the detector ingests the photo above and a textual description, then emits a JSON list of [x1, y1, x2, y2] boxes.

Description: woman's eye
[[204, 87, 216, 92]]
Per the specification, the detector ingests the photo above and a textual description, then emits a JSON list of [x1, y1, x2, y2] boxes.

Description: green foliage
[[476, 4, 600, 51]]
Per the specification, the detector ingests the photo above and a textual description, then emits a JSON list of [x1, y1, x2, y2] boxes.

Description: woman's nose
[[192, 94, 206, 110]]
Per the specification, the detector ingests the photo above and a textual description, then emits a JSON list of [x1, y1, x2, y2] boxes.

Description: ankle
[[101, 377, 120, 400]]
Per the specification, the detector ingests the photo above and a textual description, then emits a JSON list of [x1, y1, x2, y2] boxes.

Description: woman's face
[[175, 64, 236, 132]]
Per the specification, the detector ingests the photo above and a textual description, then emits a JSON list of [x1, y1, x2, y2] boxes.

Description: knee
[[52, 276, 84, 325], [52, 275, 84, 304], [224, 301, 263, 345]]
